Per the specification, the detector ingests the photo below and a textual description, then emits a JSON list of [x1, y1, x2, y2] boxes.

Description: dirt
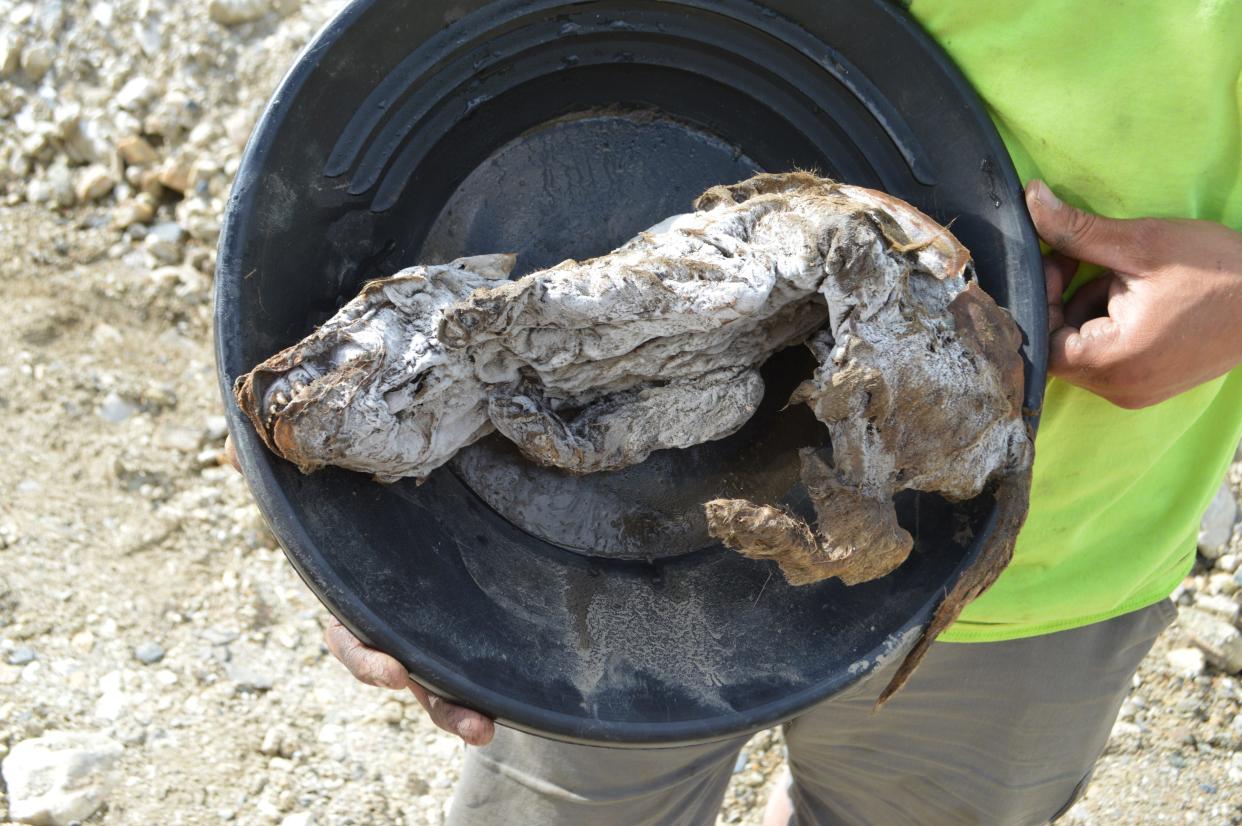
[[0, 2, 1240, 824]]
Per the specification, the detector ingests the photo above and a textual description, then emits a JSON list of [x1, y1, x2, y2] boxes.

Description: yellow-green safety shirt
[[906, 0, 1242, 642]]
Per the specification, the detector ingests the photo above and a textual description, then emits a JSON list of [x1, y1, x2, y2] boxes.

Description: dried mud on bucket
[[235, 172, 1034, 703]]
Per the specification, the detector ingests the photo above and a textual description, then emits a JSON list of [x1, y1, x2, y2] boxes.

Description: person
[[227, 1, 1242, 822]]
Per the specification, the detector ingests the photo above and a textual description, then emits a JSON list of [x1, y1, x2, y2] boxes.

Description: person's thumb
[[1025, 180, 1147, 273]]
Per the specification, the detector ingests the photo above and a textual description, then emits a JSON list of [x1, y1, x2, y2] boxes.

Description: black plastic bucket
[[215, 0, 1047, 746]]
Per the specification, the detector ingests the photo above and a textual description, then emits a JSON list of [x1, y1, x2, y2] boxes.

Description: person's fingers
[[1047, 314, 1123, 383], [1025, 180, 1152, 273], [1062, 273, 1115, 329], [417, 688, 495, 747], [323, 618, 410, 690], [322, 618, 495, 744], [223, 433, 241, 472], [407, 679, 495, 746], [1043, 252, 1078, 334]]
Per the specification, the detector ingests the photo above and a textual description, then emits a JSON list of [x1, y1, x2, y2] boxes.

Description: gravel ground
[[1, 2, 1240, 824]]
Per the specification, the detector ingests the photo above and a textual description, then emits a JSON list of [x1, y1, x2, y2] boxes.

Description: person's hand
[[1025, 180, 1242, 409], [222, 435, 495, 746], [321, 617, 494, 746]]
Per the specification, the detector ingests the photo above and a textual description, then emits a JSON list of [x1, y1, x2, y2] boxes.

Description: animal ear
[[453, 253, 518, 279]]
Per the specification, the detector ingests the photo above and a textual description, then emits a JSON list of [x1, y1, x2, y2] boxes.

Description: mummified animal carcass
[[235, 172, 1033, 703]]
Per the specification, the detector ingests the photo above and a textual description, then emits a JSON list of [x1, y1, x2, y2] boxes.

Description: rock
[[136, 19, 162, 56], [209, 0, 268, 26], [1174, 698, 1205, 718], [8, 645, 37, 666], [116, 77, 155, 112], [20, 42, 53, 81], [1218, 553, 1239, 574], [74, 166, 115, 203], [45, 163, 75, 208], [156, 157, 193, 193], [204, 415, 230, 443], [1194, 593, 1240, 623], [1, 732, 123, 826], [70, 631, 95, 655], [1166, 647, 1206, 676], [137, 167, 165, 198], [94, 689, 127, 721], [226, 656, 274, 692], [1169, 724, 1196, 745], [116, 135, 159, 166], [112, 197, 156, 229], [1199, 481, 1238, 560], [1208, 572, 1239, 596], [155, 425, 201, 453], [280, 813, 314, 826], [380, 699, 405, 725], [259, 725, 294, 757], [133, 641, 165, 665], [144, 222, 184, 263], [98, 392, 139, 424], [195, 447, 221, 468], [1180, 607, 1242, 673], [201, 627, 239, 646], [25, 178, 52, 205], [0, 31, 22, 77]]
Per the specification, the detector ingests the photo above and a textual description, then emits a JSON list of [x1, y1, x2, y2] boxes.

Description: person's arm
[[1025, 180, 1242, 408], [224, 437, 495, 746]]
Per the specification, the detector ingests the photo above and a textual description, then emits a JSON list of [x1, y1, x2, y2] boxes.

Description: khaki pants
[[449, 599, 1175, 826]]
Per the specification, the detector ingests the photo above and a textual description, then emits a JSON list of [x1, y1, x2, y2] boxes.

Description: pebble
[[1217, 553, 1239, 574], [46, 162, 75, 207], [1168, 753, 1187, 770], [259, 725, 294, 757], [156, 425, 202, 453], [157, 157, 194, 193], [98, 391, 139, 423], [117, 135, 159, 166], [1198, 481, 1238, 560], [112, 196, 156, 229], [1207, 572, 1239, 597], [209, 0, 268, 26], [280, 814, 315, 826], [1169, 725, 1196, 745], [1, 731, 123, 826], [0, 31, 21, 77], [144, 221, 185, 263], [1166, 647, 1206, 676], [75, 165, 115, 202], [133, 640, 165, 665], [1179, 607, 1242, 673], [116, 77, 156, 111], [8, 645, 37, 666], [380, 699, 405, 725], [202, 627, 239, 645], [1194, 593, 1240, 623], [20, 41, 53, 81], [1174, 698, 1205, 718], [226, 657, 275, 692], [94, 689, 128, 721], [205, 415, 230, 442]]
